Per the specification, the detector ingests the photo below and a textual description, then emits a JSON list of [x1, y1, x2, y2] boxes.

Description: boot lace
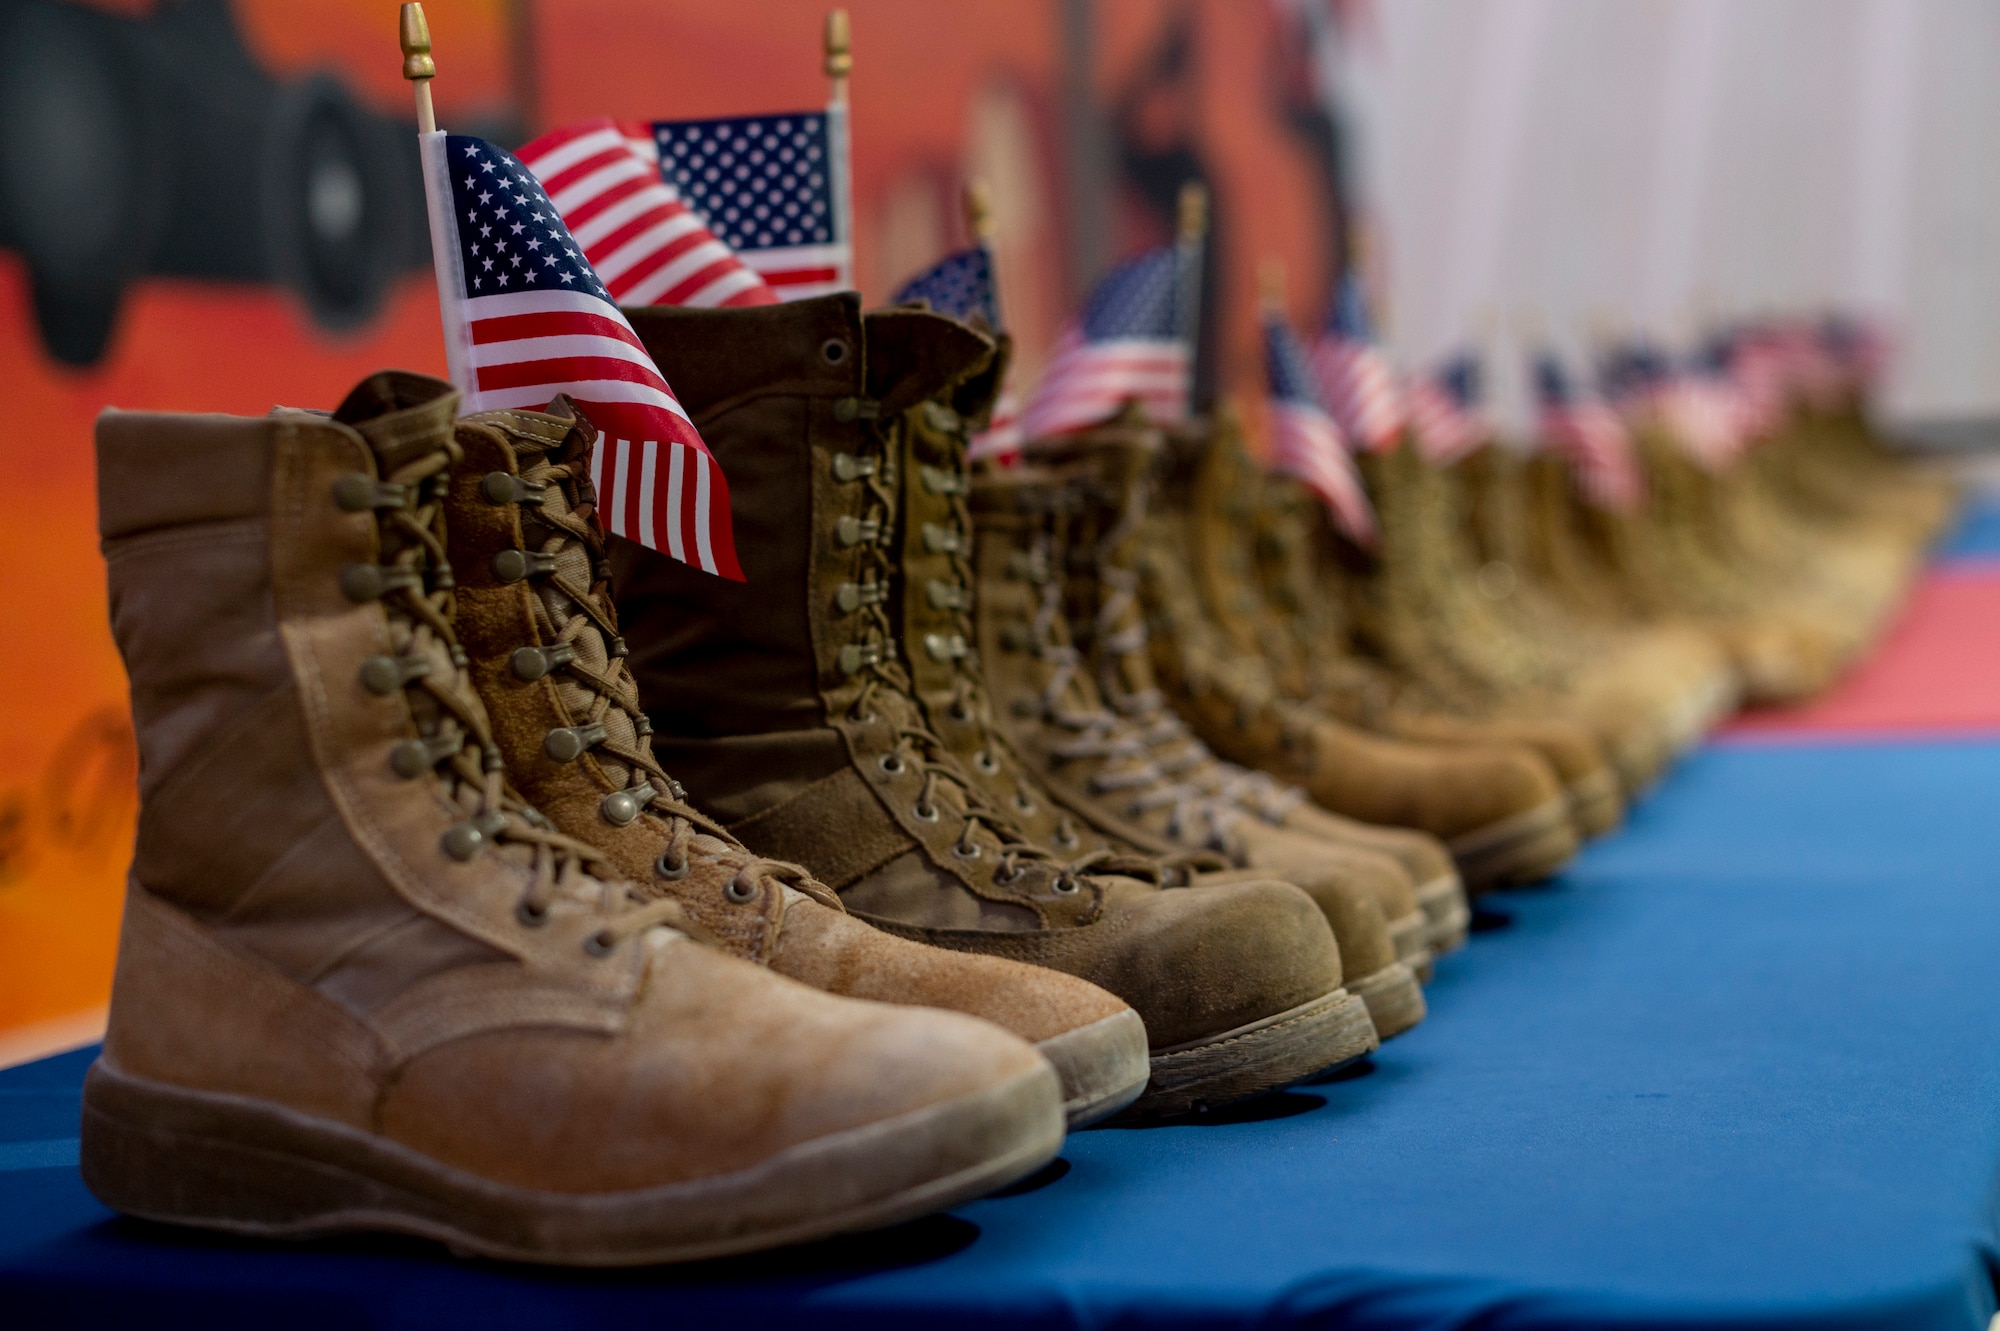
[[466, 409, 843, 914], [841, 409, 1093, 892], [348, 433, 698, 953]]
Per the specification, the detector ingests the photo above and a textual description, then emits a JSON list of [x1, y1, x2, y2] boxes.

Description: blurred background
[[3, 0, 1998, 1055]]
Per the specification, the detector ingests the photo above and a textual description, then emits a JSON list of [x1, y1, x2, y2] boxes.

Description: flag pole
[[965, 177, 1005, 330], [1176, 181, 1208, 412], [1259, 256, 1286, 318], [400, 3, 437, 134], [824, 10, 855, 291]]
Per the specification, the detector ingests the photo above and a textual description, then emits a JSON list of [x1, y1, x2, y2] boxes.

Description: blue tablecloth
[[6, 735, 2000, 1329]]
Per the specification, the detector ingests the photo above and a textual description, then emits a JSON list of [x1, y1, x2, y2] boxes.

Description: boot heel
[[79, 1061, 408, 1239]]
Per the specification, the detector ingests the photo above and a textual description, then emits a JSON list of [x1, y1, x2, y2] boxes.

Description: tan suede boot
[[81, 373, 1064, 1265], [444, 402, 1148, 1126], [1454, 446, 1739, 772], [1100, 414, 1576, 891], [613, 297, 1376, 1116]]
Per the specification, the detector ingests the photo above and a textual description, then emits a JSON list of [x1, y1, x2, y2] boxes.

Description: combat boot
[[1455, 445, 1738, 766], [1017, 431, 1452, 978], [444, 401, 1148, 1126], [1108, 413, 1577, 890], [81, 372, 1063, 1264], [1349, 444, 1645, 811], [961, 462, 1428, 1033], [614, 297, 1376, 1116]]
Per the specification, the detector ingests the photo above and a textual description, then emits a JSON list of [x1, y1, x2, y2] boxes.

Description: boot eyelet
[[1013, 793, 1038, 815], [515, 900, 549, 927], [878, 753, 906, 776], [993, 863, 1024, 886], [848, 709, 877, 725], [1054, 827, 1080, 850], [1052, 876, 1081, 895], [974, 751, 1000, 775], [656, 850, 690, 880], [583, 932, 617, 958], [952, 841, 982, 861], [821, 338, 850, 365], [948, 702, 973, 723], [912, 801, 940, 823], [724, 876, 760, 904]]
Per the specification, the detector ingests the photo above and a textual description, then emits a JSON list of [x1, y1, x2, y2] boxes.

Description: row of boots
[[81, 294, 1946, 1264]]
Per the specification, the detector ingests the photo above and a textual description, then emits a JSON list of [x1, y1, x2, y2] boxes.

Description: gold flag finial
[[399, 3, 437, 133], [825, 10, 852, 86], [965, 179, 995, 243], [1177, 180, 1209, 242], [1258, 257, 1286, 311]]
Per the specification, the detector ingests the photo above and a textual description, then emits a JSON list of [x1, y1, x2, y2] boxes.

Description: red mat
[[1722, 562, 2000, 740]]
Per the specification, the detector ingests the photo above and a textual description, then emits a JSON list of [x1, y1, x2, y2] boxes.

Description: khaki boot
[[1106, 415, 1577, 890], [891, 359, 1428, 1027], [82, 373, 1063, 1264], [1454, 446, 1740, 768], [444, 402, 1149, 1126], [614, 297, 1376, 1116], [956, 464, 1428, 1034]]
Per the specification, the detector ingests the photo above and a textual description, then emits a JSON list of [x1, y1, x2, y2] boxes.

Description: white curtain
[[1338, 0, 2000, 429]]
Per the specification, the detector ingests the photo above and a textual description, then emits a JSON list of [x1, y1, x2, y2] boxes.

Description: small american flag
[[1015, 247, 1191, 443], [516, 118, 774, 310], [1534, 353, 1643, 512], [1712, 329, 1788, 442], [1311, 272, 1405, 454], [651, 112, 850, 301], [1602, 344, 1742, 474], [891, 243, 1022, 459], [1405, 352, 1488, 465], [893, 243, 1000, 327], [1265, 313, 1377, 547], [418, 132, 742, 580]]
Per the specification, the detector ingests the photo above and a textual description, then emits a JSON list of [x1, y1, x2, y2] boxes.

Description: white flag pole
[[824, 10, 855, 291], [401, 3, 473, 402]]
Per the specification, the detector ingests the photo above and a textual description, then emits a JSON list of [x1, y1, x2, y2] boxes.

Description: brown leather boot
[[82, 372, 1064, 1264], [892, 394, 1427, 1036], [444, 402, 1148, 1126], [614, 297, 1376, 1116], [1103, 411, 1577, 891]]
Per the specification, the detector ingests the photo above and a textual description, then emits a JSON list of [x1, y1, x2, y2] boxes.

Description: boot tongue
[[333, 372, 460, 473]]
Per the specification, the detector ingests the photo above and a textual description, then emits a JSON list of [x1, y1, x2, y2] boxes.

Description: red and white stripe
[[1541, 395, 1643, 512], [1269, 399, 1378, 547], [1405, 377, 1488, 466], [968, 383, 1024, 461], [517, 119, 775, 311], [1310, 337, 1406, 453], [1015, 327, 1190, 442], [457, 287, 741, 579], [1657, 378, 1746, 473]]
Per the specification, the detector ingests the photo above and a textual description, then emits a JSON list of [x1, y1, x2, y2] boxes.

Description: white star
[[560, 271, 575, 284], [543, 254, 558, 267], [512, 194, 528, 207], [496, 272, 510, 286], [479, 224, 491, 237], [464, 176, 477, 190], [525, 236, 541, 251], [510, 254, 522, 267], [477, 191, 492, 205], [482, 257, 495, 271], [509, 221, 525, 235], [480, 160, 496, 174]]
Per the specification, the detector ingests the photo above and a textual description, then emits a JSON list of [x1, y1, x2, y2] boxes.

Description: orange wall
[[0, 0, 1333, 1039]]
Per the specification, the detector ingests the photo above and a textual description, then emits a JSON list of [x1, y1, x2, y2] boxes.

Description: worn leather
[[445, 403, 1134, 1049], [93, 373, 1050, 1202], [613, 298, 1349, 1052]]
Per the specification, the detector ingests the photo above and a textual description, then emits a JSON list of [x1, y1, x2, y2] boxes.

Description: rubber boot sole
[[1035, 1009, 1151, 1128], [1415, 873, 1471, 955], [1387, 910, 1436, 984], [1448, 797, 1578, 892], [1125, 988, 1377, 1119], [1348, 961, 1426, 1040], [1567, 769, 1625, 840], [80, 1059, 1063, 1267]]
